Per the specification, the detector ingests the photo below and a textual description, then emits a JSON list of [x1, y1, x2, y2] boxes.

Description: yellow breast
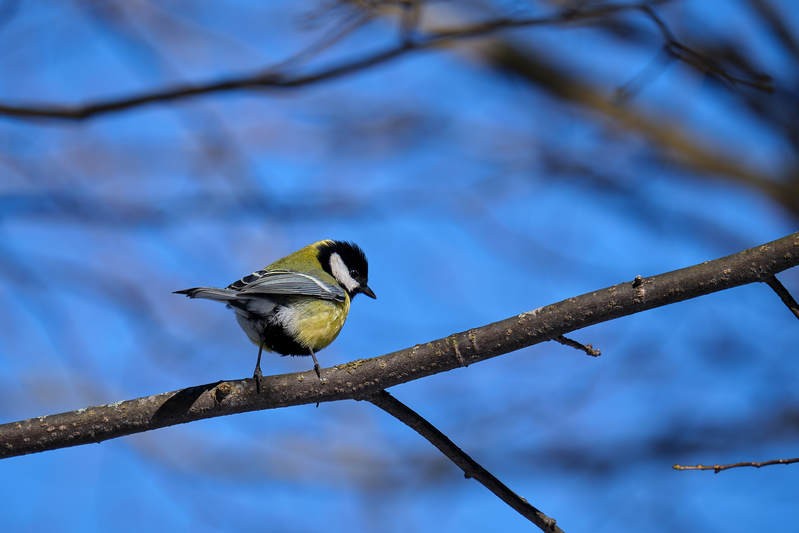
[[290, 294, 351, 351]]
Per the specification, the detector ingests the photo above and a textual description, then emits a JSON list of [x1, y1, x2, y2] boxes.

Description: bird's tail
[[173, 287, 238, 301]]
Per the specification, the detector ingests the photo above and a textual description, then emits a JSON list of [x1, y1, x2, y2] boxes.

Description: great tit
[[175, 240, 375, 389]]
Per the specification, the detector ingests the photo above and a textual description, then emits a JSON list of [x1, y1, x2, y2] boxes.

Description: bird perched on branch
[[175, 240, 376, 390]]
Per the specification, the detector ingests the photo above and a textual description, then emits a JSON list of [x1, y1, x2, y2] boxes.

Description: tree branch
[[369, 390, 563, 533], [765, 274, 799, 320], [673, 457, 799, 473], [0, 232, 796, 459], [0, 1, 766, 121], [554, 334, 601, 356], [638, 4, 773, 91]]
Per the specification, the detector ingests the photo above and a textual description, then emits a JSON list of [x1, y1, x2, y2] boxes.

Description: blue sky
[[1, 1, 798, 532]]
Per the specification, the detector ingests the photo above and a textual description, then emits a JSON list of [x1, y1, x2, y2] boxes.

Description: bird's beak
[[359, 285, 376, 299]]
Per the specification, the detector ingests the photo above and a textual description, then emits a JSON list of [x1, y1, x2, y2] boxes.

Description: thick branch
[[0, 2, 762, 122], [369, 390, 563, 533], [0, 232, 796, 459]]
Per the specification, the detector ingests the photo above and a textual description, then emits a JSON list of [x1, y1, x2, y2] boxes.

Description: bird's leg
[[254, 341, 265, 393], [309, 348, 321, 380]]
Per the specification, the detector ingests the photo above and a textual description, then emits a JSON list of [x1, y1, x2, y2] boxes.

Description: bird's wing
[[234, 270, 346, 302], [174, 287, 238, 301]]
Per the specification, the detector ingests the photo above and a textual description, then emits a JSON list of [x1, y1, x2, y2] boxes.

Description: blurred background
[[1, 1, 798, 531]]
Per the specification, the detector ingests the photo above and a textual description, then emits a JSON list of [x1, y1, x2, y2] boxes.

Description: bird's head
[[317, 240, 376, 299]]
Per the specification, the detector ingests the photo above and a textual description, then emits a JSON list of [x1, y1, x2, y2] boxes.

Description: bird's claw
[[253, 367, 263, 393]]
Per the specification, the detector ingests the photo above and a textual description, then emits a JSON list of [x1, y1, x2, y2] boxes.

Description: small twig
[[554, 335, 601, 356], [614, 47, 672, 102], [638, 4, 774, 92], [268, 10, 374, 72], [765, 275, 799, 320], [368, 390, 563, 533], [673, 457, 799, 473]]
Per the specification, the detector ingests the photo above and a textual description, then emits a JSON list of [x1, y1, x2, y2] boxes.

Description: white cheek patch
[[329, 252, 359, 292]]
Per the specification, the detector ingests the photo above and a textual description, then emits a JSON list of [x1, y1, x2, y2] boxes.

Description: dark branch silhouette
[[0, 1, 770, 122], [638, 4, 773, 91], [369, 390, 563, 533], [765, 275, 799, 320], [0, 231, 795, 460]]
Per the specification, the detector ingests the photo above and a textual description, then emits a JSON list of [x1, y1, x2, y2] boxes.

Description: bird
[[174, 240, 376, 390]]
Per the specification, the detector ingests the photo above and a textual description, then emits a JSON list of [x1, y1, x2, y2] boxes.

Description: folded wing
[[174, 270, 345, 307], [234, 270, 346, 301]]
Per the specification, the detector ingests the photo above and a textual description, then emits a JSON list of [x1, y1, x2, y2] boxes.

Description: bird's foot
[[253, 367, 263, 393]]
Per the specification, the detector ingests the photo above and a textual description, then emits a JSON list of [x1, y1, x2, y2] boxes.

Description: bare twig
[[673, 457, 799, 473], [0, 232, 796, 459], [369, 390, 563, 533], [269, 9, 374, 72], [0, 2, 769, 121], [614, 47, 672, 101], [638, 5, 773, 91], [765, 275, 799, 320], [554, 335, 601, 356]]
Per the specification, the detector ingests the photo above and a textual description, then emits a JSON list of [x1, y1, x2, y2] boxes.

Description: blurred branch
[[0, 232, 796, 459], [369, 389, 563, 533], [638, 4, 773, 92], [0, 1, 767, 121], [673, 457, 799, 473], [267, 8, 374, 72], [398, 0, 421, 43], [765, 275, 799, 320], [747, 0, 799, 64], [614, 46, 672, 101], [485, 42, 799, 215]]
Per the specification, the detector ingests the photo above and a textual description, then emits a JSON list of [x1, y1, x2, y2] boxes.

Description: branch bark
[[0, 232, 796, 459]]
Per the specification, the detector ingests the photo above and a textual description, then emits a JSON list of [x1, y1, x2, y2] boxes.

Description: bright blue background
[[1, 2, 797, 532]]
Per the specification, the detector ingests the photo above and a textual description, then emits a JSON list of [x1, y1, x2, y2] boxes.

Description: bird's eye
[[349, 269, 358, 277]]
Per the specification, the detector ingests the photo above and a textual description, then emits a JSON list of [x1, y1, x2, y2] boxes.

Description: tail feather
[[174, 287, 238, 302]]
